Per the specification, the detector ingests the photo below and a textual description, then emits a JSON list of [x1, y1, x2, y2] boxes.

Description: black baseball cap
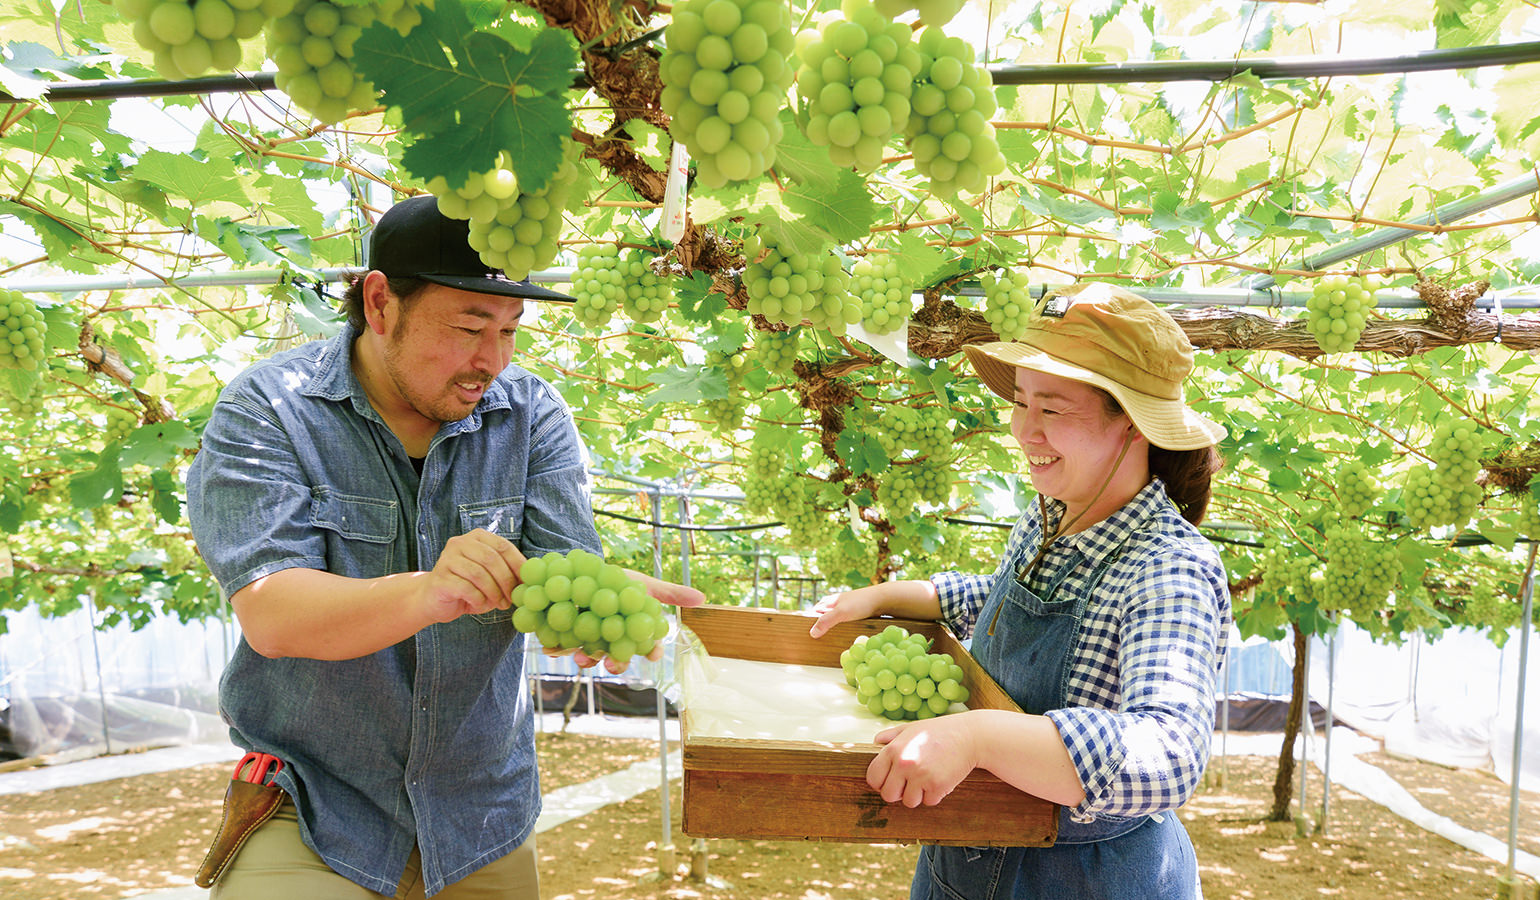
[[367, 194, 575, 303]]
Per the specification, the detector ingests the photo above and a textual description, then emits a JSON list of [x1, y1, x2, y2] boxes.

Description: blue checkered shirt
[[933, 479, 1230, 822]]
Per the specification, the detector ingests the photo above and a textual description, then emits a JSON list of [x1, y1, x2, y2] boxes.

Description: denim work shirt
[[931, 479, 1230, 824], [186, 324, 601, 896]]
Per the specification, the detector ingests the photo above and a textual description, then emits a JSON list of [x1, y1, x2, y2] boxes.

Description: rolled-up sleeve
[[1046, 544, 1228, 819]]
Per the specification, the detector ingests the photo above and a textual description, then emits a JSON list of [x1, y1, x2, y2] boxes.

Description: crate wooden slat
[[679, 605, 1059, 847]]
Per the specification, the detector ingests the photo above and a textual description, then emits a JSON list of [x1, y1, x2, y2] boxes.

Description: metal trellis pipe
[[1243, 171, 1540, 291], [11, 41, 1540, 104], [1504, 542, 1537, 893]]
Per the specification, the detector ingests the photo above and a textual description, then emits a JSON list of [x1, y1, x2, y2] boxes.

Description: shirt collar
[[1038, 478, 1171, 565]]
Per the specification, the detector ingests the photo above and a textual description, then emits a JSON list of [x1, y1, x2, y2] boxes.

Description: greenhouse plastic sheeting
[[1, 605, 233, 760], [2, 603, 1536, 789], [1223, 620, 1540, 789]]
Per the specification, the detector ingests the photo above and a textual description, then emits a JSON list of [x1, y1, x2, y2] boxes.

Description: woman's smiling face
[[1009, 367, 1144, 522]]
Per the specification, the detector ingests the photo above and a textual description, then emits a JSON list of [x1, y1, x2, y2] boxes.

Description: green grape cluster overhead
[[268, 0, 423, 124], [1305, 273, 1379, 353], [659, 0, 795, 188], [840, 624, 969, 720], [104, 403, 141, 445], [1317, 525, 1399, 624], [0, 290, 45, 371], [794, 0, 924, 172], [1518, 491, 1540, 540], [616, 252, 674, 324], [741, 234, 861, 333], [1335, 459, 1379, 519], [118, 0, 277, 79], [1402, 419, 1485, 531], [877, 458, 950, 513], [569, 245, 624, 329], [753, 327, 801, 377], [981, 269, 1034, 341], [877, 404, 952, 461], [432, 145, 582, 280], [851, 253, 914, 336], [741, 441, 789, 515], [816, 529, 879, 587], [510, 549, 669, 664], [904, 27, 1005, 196], [702, 349, 753, 431]]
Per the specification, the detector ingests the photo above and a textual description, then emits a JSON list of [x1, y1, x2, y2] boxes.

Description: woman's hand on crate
[[867, 714, 981, 808], [809, 580, 946, 638]]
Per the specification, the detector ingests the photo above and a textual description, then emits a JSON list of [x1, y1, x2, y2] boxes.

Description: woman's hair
[[1096, 390, 1223, 525], [339, 273, 432, 329]]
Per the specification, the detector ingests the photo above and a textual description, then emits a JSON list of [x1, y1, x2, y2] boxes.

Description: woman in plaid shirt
[[812, 283, 1230, 899]]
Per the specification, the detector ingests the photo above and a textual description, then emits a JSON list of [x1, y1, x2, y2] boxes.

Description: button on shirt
[[186, 324, 601, 896], [931, 479, 1230, 822]]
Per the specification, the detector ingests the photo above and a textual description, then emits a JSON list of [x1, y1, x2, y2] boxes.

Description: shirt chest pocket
[[309, 489, 399, 576], [460, 498, 525, 624]]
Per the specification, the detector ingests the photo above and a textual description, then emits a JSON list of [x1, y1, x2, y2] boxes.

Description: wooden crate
[[679, 605, 1059, 846]]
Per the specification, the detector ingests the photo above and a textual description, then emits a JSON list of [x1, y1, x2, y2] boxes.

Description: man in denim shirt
[[187, 195, 704, 898]]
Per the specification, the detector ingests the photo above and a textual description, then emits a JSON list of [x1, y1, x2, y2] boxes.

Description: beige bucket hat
[[963, 282, 1226, 451]]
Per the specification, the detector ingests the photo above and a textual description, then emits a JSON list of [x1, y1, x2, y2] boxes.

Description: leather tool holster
[[194, 778, 286, 888]]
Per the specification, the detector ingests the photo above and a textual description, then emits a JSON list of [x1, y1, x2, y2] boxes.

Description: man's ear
[[360, 271, 393, 336]]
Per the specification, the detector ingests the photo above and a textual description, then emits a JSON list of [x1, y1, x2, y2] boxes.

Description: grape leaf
[[355, 0, 578, 192], [133, 149, 249, 220], [783, 168, 879, 245]]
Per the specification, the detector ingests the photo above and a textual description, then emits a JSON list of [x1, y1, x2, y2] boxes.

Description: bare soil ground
[[0, 730, 1534, 900]]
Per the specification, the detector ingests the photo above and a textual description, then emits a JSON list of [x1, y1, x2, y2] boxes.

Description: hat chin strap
[[988, 429, 1136, 637]]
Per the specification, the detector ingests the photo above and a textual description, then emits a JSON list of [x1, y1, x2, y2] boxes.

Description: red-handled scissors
[[234, 751, 284, 785]]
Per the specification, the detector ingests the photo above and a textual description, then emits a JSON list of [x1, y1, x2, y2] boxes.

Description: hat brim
[[419, 273, 576, 304], [964, 342, 1226, 451]]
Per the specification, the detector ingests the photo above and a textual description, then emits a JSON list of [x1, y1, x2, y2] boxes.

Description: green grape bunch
[[1517, 491, 1540, 540], [754, 327, 800, 377], [878, 458, 951, 513], [118, 0, 281, 80], [616, 252, 674, 324], [1304, 273, 1379, 354], [104, 403, 141, 444], [1402, 418, 1485, 531], [431, 144, 583, 281], [741, 234, 861, 334], [775, 477, 837, 547], [1334, 459, 1379, 519], [981, 269, 1033, 341], [568, 245, 624, 329], [0, 290, 46, 371], [702, 349, 754, 432], [840, 624, 969, 720], [511, 548, 669, 665], [816, 530, 879, 588], [268, 0, 424, 125], [741, 441, 789, 515], [905, 27, 1006, 196], [793, 0, 924, 172], [851, 253, 913, 336], [659, 0, 796, 187], [877, 404, 952, 461]]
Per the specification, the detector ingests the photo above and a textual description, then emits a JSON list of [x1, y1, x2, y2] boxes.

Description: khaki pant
[[212, 799, 539, 899]]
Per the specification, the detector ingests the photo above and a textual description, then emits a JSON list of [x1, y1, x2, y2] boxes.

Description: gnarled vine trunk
[[1268, 622, 1309, 822]]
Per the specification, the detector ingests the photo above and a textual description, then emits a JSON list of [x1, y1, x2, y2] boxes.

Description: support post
[[1500, 543, 1538, 899]]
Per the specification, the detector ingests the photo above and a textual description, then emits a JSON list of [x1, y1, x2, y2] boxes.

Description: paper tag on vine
[[661, 141, 689, 243]]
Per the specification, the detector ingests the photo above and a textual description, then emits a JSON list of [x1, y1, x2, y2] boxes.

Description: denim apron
[[911, 511, 1201, 900]]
